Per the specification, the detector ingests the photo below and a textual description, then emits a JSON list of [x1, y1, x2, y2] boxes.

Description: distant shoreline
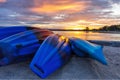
[[49, 29, 120, 34]]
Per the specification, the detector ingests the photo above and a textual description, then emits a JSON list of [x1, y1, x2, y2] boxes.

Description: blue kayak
[[0, 26, 37, 40], [69, 37, 107, 65], [0, 29, 53, 66], [30, 34, 72, 78], [0, 26, 44, 40]]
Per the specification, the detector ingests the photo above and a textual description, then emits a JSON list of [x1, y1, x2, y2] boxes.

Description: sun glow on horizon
[[24, 0, 120, 29], [72, 28, 83, 30]]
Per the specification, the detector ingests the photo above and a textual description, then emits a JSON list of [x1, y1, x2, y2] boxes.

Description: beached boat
[[69, 37, 107, 65], [0, 29, 53, 66], [30, 34, 72, 78], [0, 26, 41, 39]]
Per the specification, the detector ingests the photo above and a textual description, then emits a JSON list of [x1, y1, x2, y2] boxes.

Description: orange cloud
[[29, 0, 88, 14], [0, 0, 6, 3]]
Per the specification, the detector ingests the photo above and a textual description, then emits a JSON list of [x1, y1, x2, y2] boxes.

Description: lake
[[53, 31, 120, 41]]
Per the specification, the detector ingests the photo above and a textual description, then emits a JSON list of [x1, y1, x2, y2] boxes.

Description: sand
[[0, 46, 120, 79]]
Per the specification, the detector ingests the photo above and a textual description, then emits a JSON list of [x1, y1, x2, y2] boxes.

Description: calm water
[[53, 31, 120, 41], [0, 0, 120, 41]]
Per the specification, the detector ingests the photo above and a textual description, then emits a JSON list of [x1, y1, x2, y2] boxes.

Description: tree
[[85, 27, 89, 31]]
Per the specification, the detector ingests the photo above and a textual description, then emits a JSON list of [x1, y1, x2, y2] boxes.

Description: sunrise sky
[[0, 0, 120, 29]]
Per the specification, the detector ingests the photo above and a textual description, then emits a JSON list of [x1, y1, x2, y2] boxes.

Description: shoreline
[[50, 29, 120, 34], [88, 40, 120, 47], [0, 46, 119, 79]]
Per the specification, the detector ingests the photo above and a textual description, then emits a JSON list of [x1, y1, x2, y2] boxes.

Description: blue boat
[[69, 37, 107, 65], [0, 26, 45, 40], [0, 29, 53, 66], [30, 34, 72, 78], [0, 26, 36, 40]]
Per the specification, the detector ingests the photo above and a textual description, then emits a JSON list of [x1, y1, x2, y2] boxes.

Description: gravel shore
[[0, 46, 120, 79]]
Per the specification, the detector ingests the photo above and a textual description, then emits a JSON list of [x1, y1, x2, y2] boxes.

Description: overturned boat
[[0, 29, 53, 66], [0, 26, 41, 39], [30, 34, 72, 78], [69, 37, 107, 65]]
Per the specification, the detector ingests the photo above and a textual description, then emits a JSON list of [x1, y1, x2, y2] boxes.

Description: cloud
[[29, 0, 89, 14], [110, 0, 120, 3], [0, 0, 120, 29], [0, 0, 6, 3]]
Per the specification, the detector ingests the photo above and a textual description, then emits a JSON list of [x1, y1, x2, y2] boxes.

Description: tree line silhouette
[[92, 24, 120, 31]]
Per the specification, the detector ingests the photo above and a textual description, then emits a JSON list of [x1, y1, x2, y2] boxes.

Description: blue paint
[[70, 37, 107, 65], [30, 34, 72, 78]]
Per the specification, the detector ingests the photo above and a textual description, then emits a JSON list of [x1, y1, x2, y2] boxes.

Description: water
[[53, 31, 120, 41], [0, 0, 120, 41]]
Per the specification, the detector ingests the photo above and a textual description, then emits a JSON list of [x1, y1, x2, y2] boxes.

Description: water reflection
[[53, 31, 120, 41]]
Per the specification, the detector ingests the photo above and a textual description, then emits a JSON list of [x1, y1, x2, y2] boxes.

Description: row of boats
[[0, 26, 107, 78]]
